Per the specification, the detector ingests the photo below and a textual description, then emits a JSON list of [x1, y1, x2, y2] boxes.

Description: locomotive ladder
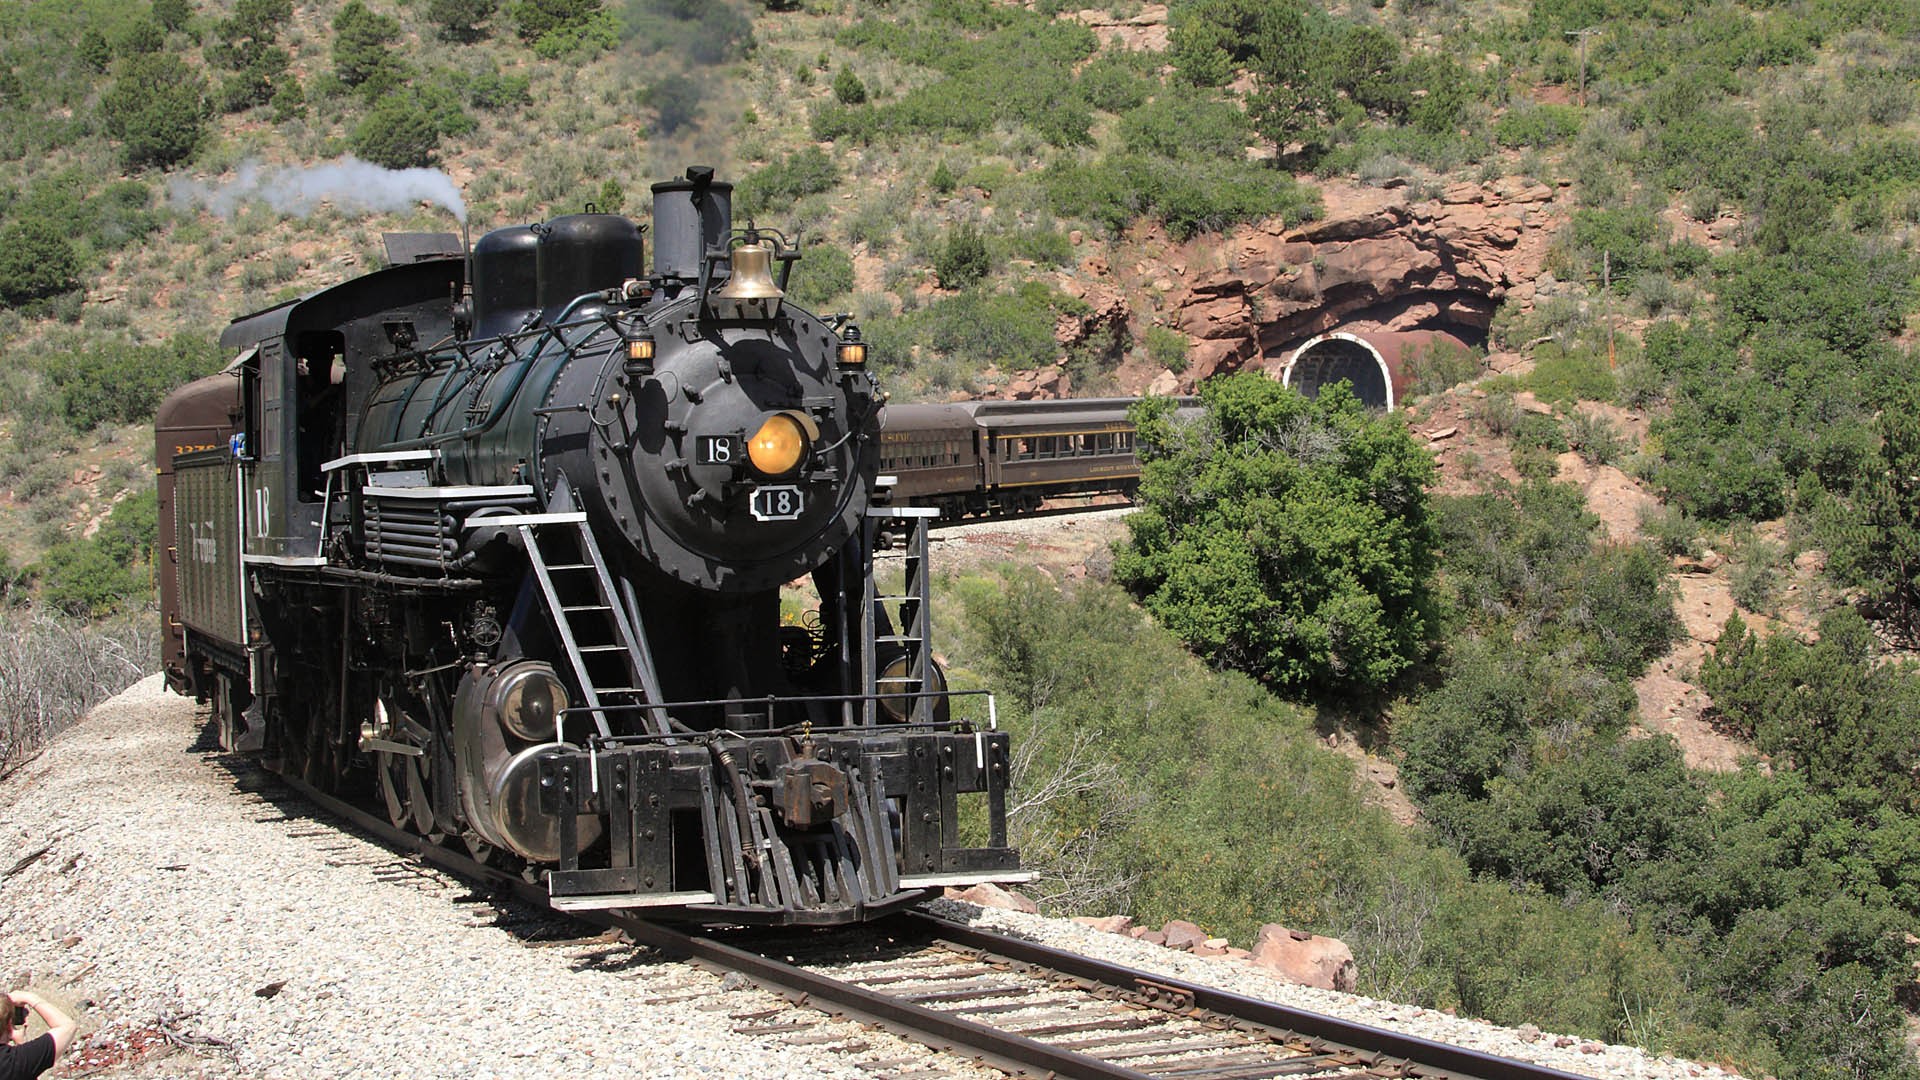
[[861, 507, 940, 725], [516, 480, 671, 739]]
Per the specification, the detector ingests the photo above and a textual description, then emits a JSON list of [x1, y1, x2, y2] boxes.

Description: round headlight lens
[[747, 412, 813, 476]]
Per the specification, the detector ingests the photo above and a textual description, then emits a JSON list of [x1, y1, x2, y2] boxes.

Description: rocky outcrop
[[944, 882, 1041, 913], [1250, 925, 1358, 992], [1066, 4, 1170, 52], [1172, 178, 1566, 382], [1066, 915, 1357, 991]]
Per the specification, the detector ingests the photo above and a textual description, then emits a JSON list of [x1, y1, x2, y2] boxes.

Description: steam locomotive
[[155, 168, 1023, 925]]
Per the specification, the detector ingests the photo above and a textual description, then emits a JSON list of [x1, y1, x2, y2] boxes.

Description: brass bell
[[716, 240, 785, 301]]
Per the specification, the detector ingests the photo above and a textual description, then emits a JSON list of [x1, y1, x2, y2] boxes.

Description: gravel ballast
[[1, 676, 1747, 1079]]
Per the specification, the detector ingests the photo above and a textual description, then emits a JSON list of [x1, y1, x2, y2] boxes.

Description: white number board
[[749, 485, 805, 521]]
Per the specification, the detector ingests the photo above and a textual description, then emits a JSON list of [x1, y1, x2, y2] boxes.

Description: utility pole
[[1603, 249, 1615, 370], [1566, 27, 1601, 107]]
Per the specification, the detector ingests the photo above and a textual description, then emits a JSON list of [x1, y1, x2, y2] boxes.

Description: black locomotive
[[156, 168, 1023, 925]]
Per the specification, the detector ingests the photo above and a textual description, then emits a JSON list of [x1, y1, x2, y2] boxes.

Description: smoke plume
[[168, 157, 467, 223]]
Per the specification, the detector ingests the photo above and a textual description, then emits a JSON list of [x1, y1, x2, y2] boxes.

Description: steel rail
[[268, 768, 1148, 1078], [900, 913, 1595, 1080], [263, 765, 1596, 1080], [606, 915, 1162, 1080]]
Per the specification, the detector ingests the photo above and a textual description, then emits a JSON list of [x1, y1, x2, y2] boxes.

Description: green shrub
[[787, 242, 854, 309], [1703, 608, 1920, 811], [1006, 226, 1072, 268], [1637, 503, 1698, 558], [1816, 384, 1920, 640], [1118, 93, 1252, 161], [97, 52, 209, 169], [1510, 413, 1567, 454], [510, 0, 616, 55], [910, 282, 1067, 370], [42, 335, 223, 431], [1074, 52, 1154, 113], [1115, 375, 1439, 697], [1401, 339, 1481, 399], [332, 0, 404, 90], [831, 65, 867, 105], [1144, 325, 1189, 373], [1565, 408, 1623, 466], [33, 541, 134, 617], [350, 93, 444, 168], [1525, 345, 1616, 405], [153, 0, 193, 32], [934, 223, 989, 290], [429, 0, 499, 41], [1493, 104, 1582, 148], [642, 77, 700, 136], [735, 146, 839, 217], [0, 218, 81, 307], [1044, 153, 1320, 240]]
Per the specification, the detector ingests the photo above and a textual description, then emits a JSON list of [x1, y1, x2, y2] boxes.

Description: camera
[[10, 1004, 24, 1025]]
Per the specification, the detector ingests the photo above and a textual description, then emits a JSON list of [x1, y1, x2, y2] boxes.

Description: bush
[[1703, 609, 1920, 812], [1401, 339, 1481, 399], [332, 0, 404, 90], [735, 146, 839, 217], [909, 282, 1070, 371], [42, 335, 223, 431], [1493, 104, 1583, 148], [831, 66, 867, 105], [1525, 345, 1616, 405], [97, 52, 209, 169], [34, 541, 134, 618], [934, 223, 989, 290], [1118, 93, 1252, 161], [0, 218, 81, 307], [153, 0, 193, 33], [1044, 153, 1320, 240], [510, 0, 614, 53], [1144, 325, 1189, 373], [0, 614, 156, 765], [350, 93, 444, 169], [787, 242, 854, 309], [1565, 408, 1623, 466], [641, 77, 700, 136], [1115, 375, 1439, 697], [1817, 384, 1920, 640], [469, 69, 531, 111], [430, 0, 498, 41], [1074, 52, 1154, 113]]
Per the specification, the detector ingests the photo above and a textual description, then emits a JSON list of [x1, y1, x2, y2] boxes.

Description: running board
[[900, 871, 1038, 888], [549, 889, 720, 912]]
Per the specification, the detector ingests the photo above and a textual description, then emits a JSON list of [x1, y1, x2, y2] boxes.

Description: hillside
[[4, 0, 1920, 1076]]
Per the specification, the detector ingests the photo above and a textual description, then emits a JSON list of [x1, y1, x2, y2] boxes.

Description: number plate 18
[[749, 485, 805, 521]]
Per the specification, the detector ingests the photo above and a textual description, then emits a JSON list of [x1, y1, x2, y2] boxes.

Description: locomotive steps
[[0, 677, 1746, 1079]]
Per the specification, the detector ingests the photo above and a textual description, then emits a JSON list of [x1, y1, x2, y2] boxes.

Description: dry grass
[[0, 613, 159, 767]]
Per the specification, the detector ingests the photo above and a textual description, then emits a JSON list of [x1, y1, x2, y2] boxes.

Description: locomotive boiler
[[157, 168, 1023, 924]]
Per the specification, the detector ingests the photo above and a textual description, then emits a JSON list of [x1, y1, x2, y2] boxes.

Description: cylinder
[[651, 173, 733, 281]]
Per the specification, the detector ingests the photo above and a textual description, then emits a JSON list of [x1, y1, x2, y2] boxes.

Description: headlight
[[747, 411, 818, 476]]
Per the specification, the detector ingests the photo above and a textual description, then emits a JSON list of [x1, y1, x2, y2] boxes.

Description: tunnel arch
[[1280, 329, 1472, 412]]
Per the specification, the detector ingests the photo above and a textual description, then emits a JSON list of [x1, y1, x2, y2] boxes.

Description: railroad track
[[261, 762, 1591, 1080]]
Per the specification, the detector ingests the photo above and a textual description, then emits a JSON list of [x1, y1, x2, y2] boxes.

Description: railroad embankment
[[0, 677, 1747, 1079]]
